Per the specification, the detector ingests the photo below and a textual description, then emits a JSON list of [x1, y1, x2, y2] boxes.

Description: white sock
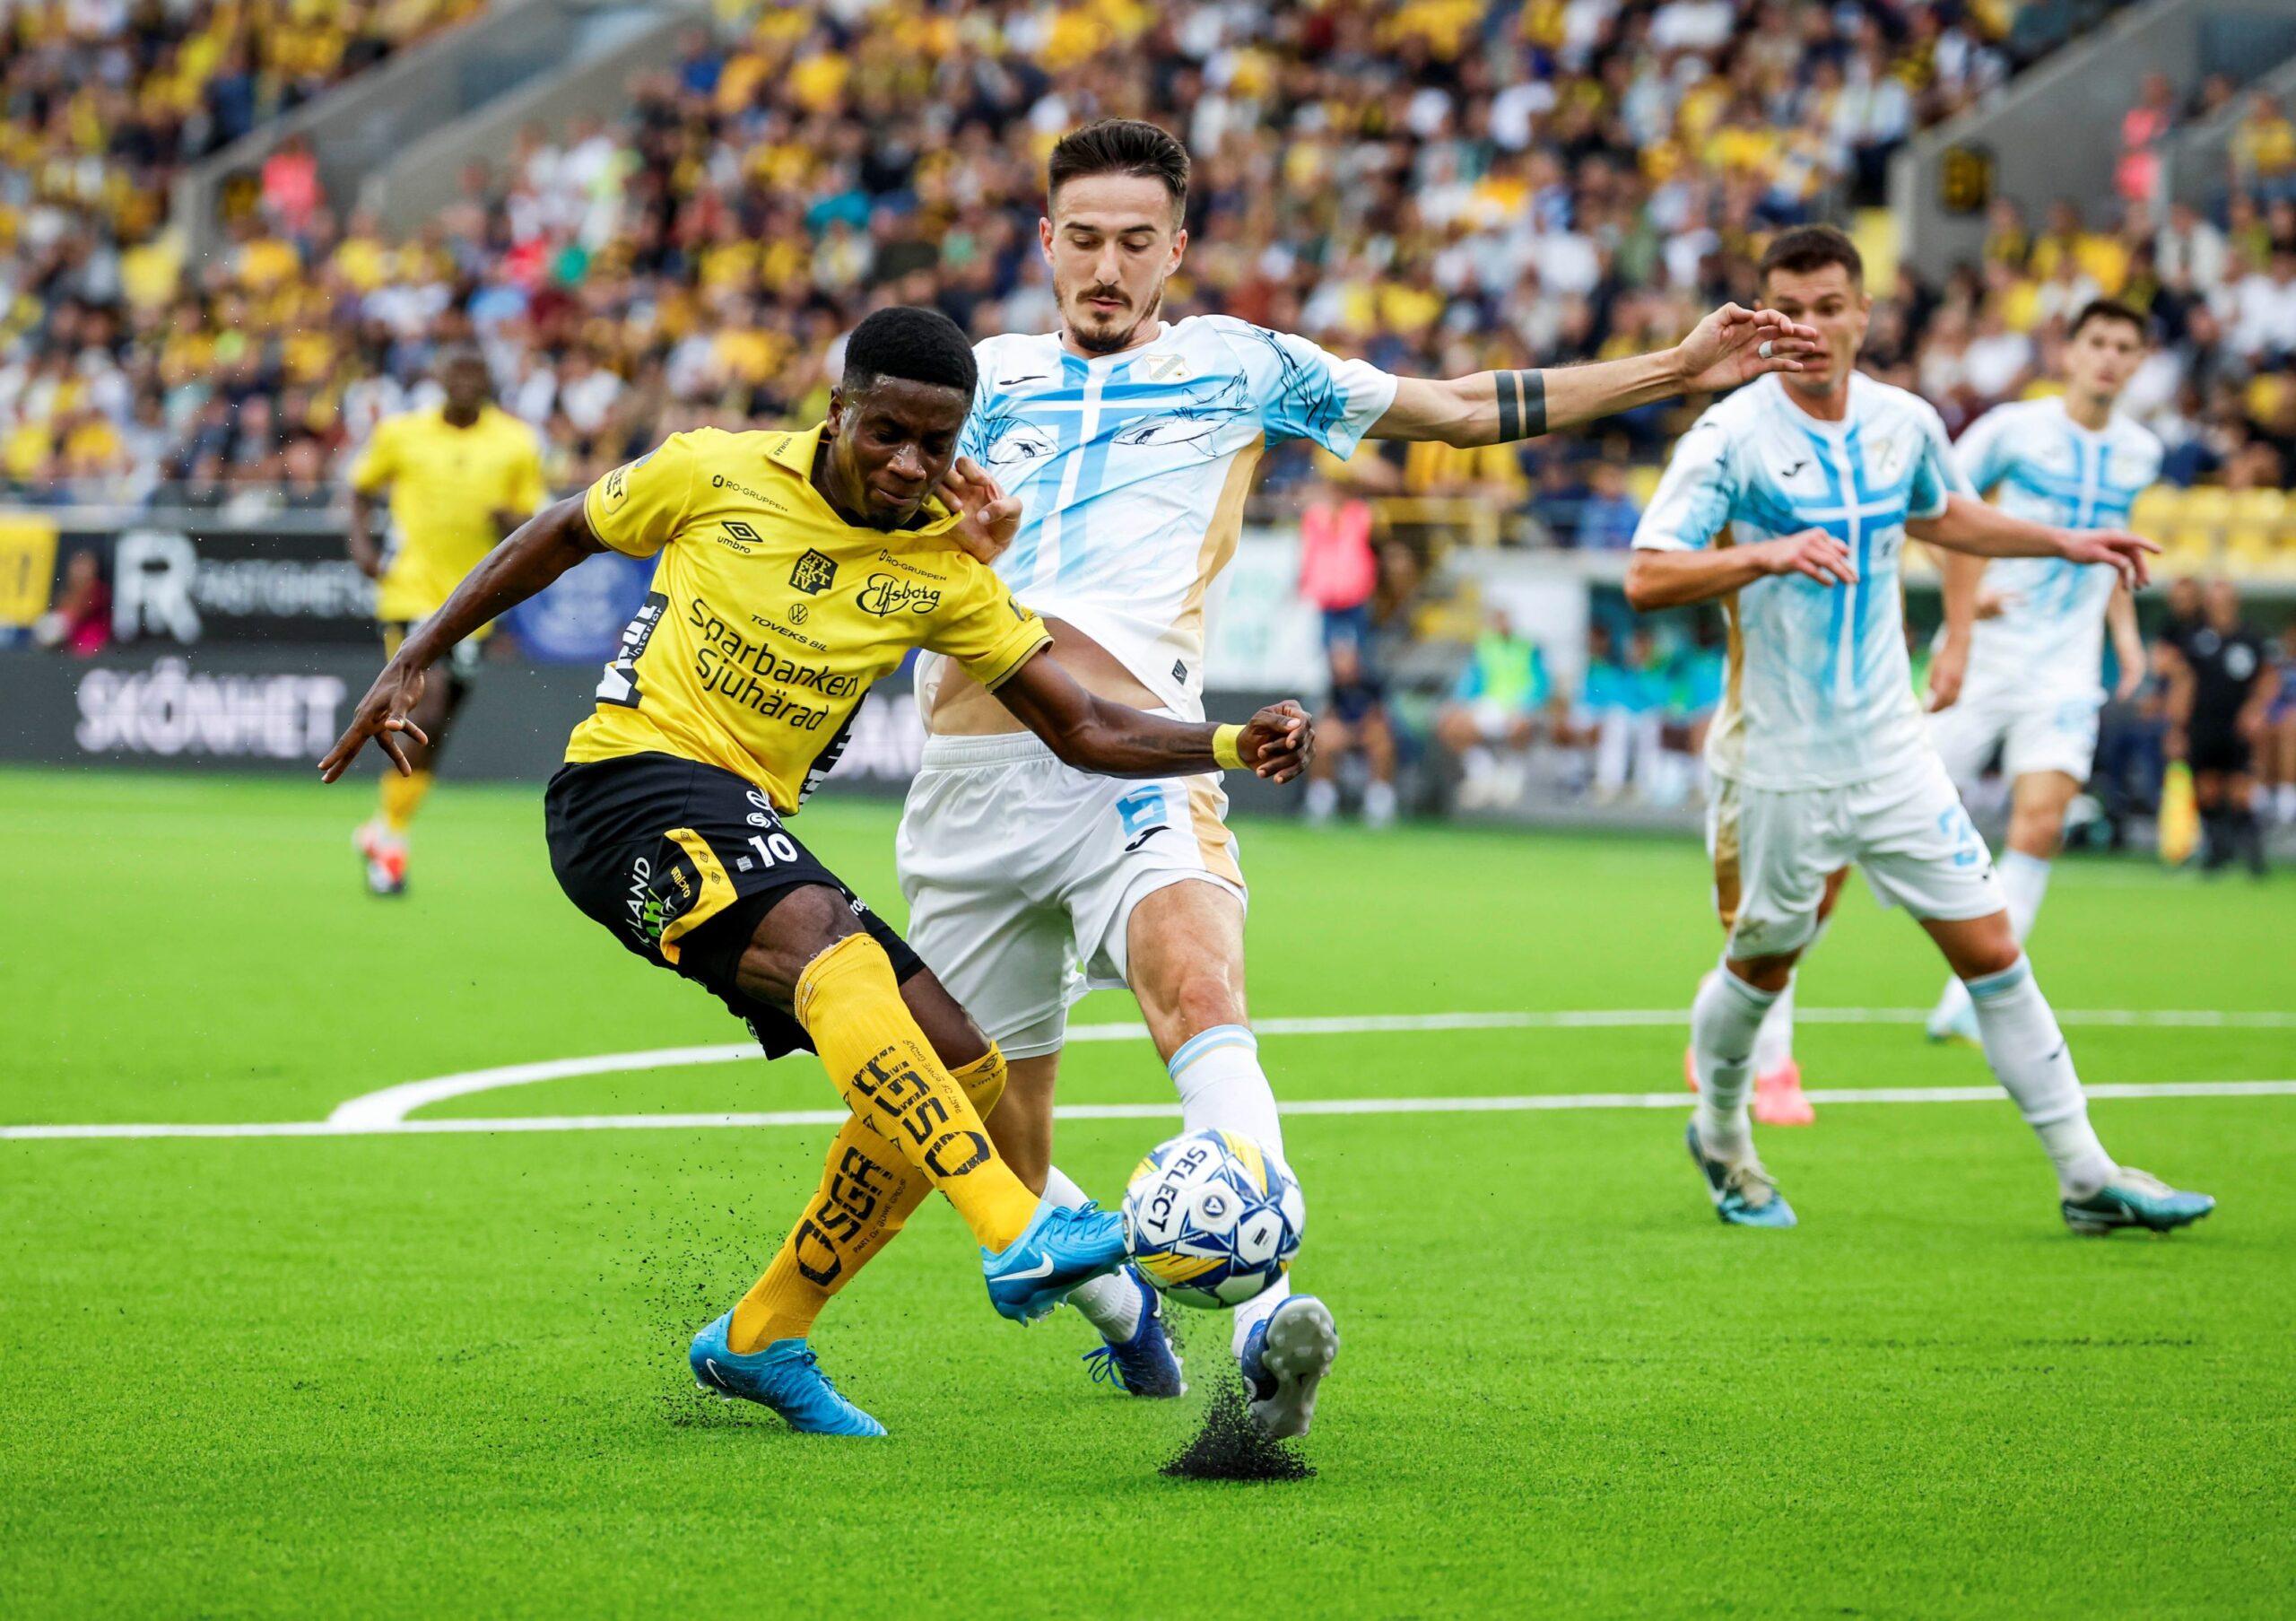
[[1998, 850, 2051, 942], [1965, 954, 2114, 1197], [1692, 965, 1779, 1163], [1168, 1026, 1292, 1356], [1753, 973, 1796, 1076], [1043, 1165, 1142, 1342]]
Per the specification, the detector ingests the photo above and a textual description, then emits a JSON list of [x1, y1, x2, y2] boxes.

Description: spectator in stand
[[1297, 482, 1380, 651], [1304, 637, 1400, 832], [2231, 92, 2296, 205], [1437, 609, 1558, 811], [1576, 461, 1643, 549]]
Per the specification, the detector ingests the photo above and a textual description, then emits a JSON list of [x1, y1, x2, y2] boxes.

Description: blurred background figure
[[1436, 609, 1557, 811], [31, 549, 111, 657], [2164, 580, 2280, 875], [1298, 482, 1379, 652], [1304, 637, 1399, 831]]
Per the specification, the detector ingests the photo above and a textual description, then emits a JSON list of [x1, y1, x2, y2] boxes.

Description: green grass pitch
[[3, 767, 2292, 1617]]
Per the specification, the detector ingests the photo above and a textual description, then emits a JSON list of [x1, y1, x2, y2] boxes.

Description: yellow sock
[[378, 768, 434, 834], [795, 933, 1039, 1252], [729, 1046, 1005, 1353]]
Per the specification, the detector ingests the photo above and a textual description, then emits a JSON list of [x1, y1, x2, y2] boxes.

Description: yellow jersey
[[565, 423, 1052, 812], [349, 404, 548, 625]]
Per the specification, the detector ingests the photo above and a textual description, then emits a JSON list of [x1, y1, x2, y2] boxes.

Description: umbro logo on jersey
[[790, 550, 838, 594], [718, 520, 763, 553]]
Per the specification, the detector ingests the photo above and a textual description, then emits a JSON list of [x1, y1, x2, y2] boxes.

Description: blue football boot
[[1080, 1268, 1186, 1398], [1239, 1294, 1339, 1439], [1684, 1119, 1797, 1228], [981, 1198, 1129, 1323], [687, 1312, 886, 1437], [2061, 1169, 2215, 1235]]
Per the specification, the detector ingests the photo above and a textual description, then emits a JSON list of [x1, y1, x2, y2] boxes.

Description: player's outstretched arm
[[992, 651, 1313, 783], [1908, 493, 2157, 588], [318, 494, 605, 780], [1367, 305, 1822, 447], [1623, 528, 1857, 612]]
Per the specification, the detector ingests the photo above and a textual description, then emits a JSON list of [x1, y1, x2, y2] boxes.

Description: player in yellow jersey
[[345, 349, 547, 894], [318, 308, 1312, 1436]]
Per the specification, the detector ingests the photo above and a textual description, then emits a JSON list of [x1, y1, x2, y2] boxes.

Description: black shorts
[[2187, 728, 2251, 777], [544, 752, 925, 1059]]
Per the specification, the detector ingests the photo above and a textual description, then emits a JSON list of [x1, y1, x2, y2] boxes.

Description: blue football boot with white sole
[[1685, 1119, 1797, 1227], [2061, 1169, 2215, 1235], [1239, 1294, 1339, 1439], [687, 1312, 885, 1437], [1080, 1268, 1186, 1398], [981, 1198, 1129, 1323]]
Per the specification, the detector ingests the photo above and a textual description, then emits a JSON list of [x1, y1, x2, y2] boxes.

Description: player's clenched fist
[[1240, 700, 1315, 783], [1757, 527, 1858, 587]]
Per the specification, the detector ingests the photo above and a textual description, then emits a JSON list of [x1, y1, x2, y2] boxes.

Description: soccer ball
[[1121, 1129, 1304, 1309]]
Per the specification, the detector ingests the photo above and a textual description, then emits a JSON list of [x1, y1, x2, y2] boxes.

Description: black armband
[[1493, 370, 1547, 441]]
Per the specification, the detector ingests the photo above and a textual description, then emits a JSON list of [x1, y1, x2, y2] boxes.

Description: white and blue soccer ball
[[1121, 1129, 1305, 1309]]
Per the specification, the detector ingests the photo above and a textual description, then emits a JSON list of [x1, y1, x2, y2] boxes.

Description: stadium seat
[[2164, 527, 2220, 571], [2129, 485, 2182, 540]]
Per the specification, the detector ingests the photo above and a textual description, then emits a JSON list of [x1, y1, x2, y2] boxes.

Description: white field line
[[6, 1081, 2295, 1142], [318, 1006, 2296, 1131]]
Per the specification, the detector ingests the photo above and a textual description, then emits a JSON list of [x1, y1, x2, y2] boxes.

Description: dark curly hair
[[841, 305, 978, 398]]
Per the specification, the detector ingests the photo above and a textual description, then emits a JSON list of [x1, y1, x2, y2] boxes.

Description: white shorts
[[1926, 680, 2100, 786], [896, 731, 1247, 1059], [1706, 752, 2004, 960]]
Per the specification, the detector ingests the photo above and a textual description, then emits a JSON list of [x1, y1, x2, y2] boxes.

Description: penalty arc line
[[317, 1006, 2296, 1131], [6, 1081, 2296, 1142]]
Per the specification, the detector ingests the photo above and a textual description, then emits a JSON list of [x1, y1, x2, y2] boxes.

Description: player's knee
[[733, 885, 860, 1006], [1951, 921, 2021, 981], [1152, 963, 1246, 1037]]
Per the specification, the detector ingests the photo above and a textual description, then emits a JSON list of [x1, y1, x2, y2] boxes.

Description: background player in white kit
[[1920, 300, 2160, 1044], [1625, 226, 2212, 1237], [792, 118, 1821, 1440]]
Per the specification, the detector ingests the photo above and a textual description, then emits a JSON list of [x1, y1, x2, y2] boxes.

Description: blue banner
[[506, 550, 654, 665]]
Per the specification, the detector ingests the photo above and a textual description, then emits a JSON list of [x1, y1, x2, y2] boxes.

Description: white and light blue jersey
[[1632, 373, 1970, 789], [945, 316, 1397, 720], [1952, 397, 2161, 702]]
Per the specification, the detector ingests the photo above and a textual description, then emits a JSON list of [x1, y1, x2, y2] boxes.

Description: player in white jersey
[[1628, 226, 2211, 1238], [1919, 300, 2160, 1043], [754, 118, 1820, 1438]]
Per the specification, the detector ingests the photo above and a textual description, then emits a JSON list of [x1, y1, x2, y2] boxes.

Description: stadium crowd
[[4, 0, 2292, 819], [0, 0, 2111, 509]]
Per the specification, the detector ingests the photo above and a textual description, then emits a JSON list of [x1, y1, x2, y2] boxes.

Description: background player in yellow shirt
[[345, 349, 547, 894], [318, 308, 1312, 1436]]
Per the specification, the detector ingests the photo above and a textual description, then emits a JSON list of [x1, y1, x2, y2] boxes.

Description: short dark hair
[[840, 306, 977, 398], [2067, 297, 2148, 342], [1758, 224, 1864, 287], [1048, 119, 1188, 217]]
